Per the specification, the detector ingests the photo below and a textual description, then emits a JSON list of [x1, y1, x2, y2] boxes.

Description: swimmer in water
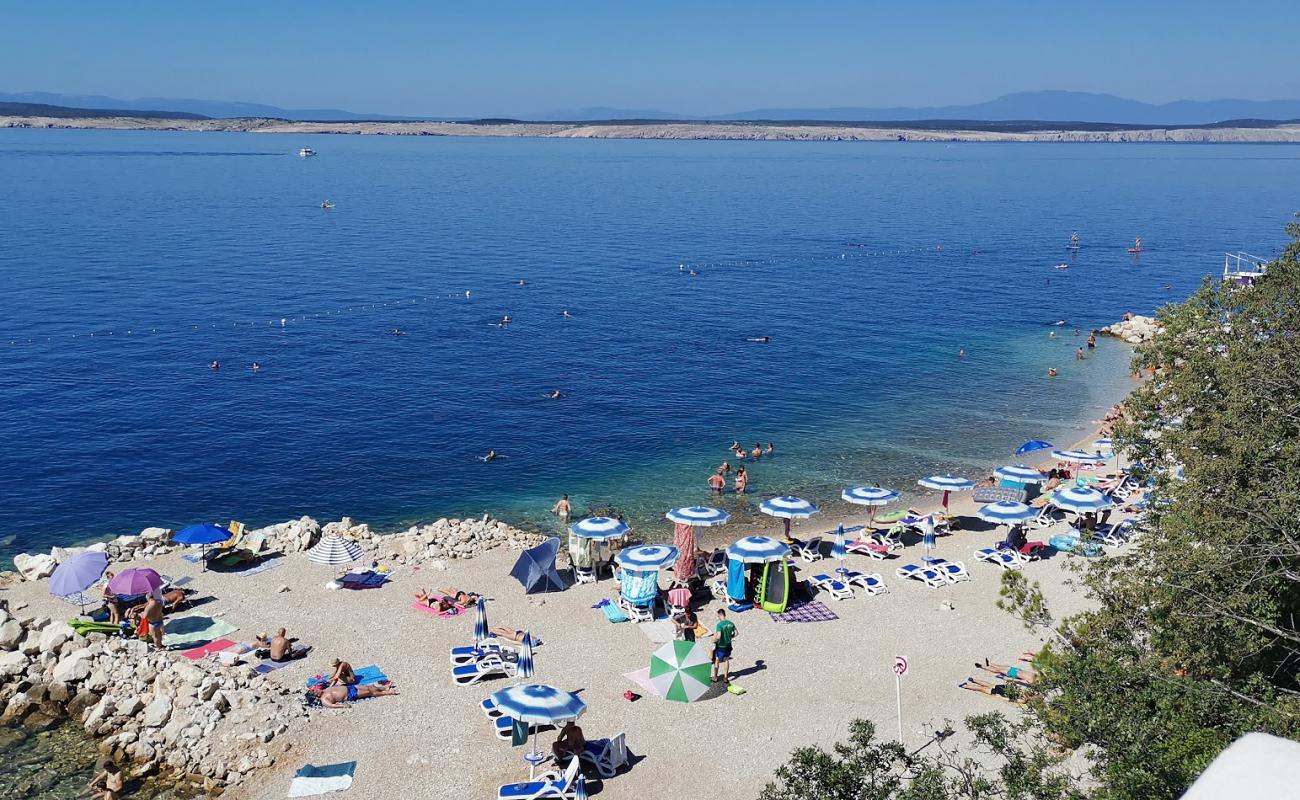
[[746, 337, 770, 343], [499, 315, 511, 327], [1073, 329, 1080, 336], [1076, 347, 1085, 360], [562, 310, 572, 318], [1049, 331, 1056, 339], [465, 290, 471, 298], [518, 279, 526, 287], [765, 442, 774, 456], [209, 360, 220, 370], [393, 328, 405, 336], [1051, 320, 1066, 326], [958, 349, 966, 358], [1070, 231, 1080, 248], [689, 270, 698, 277], [483, 450, 498, 462], [251, 362, 262, 371], [550, 389, 563, 399], [1047, 367, 1058, 378]]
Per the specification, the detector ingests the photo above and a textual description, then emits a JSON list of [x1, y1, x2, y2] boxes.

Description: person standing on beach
[[735, 465, 749, 495], [710, 608, 736, 683], [551, 494, 572, 522], [708, 471, 725, 494], [142, 593, 165, 650]]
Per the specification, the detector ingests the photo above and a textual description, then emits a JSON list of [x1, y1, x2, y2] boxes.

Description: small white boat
[[298, 147, 316, 158]]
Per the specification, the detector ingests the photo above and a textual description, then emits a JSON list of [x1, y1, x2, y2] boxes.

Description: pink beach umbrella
[[107, 567, 163, 596]]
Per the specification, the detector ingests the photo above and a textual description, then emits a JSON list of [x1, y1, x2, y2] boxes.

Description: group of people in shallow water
[[1044, 326, 1100, 378], [708, 441, 775, 495]]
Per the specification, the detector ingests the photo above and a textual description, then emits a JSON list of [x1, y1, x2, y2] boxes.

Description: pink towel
[[668, 588, 691, 608], [180, 638, 235, 660], [411, 601, 460, 619]]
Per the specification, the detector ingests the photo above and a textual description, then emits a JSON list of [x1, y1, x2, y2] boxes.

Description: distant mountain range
[[6, 90, 1300, 125]]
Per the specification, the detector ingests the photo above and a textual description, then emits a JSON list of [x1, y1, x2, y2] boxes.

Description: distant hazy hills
[[5, 89, 1300, 125]]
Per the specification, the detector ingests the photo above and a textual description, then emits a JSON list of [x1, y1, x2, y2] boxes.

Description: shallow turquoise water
[[1, 132, 1297, 558]]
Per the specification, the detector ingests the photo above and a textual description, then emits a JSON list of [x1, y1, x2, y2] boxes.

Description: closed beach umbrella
[[919, 516, 937, 563], [672, 523, 696, 583], [648, 640, 713, 703], [49, 551, 109, 613], [568, 517, 629, 541], [107, 567, 163, 596], [517, 631, 535, 680], [1093, 438, 1114, 452], [574, 775, 588, 800], [665, 506, 730, 527], [993, 465, 1046, 484], [307, 534, 363, 566], [977, 501, 1037, 526], [172, 523, 233, 571], [759, 496, 820, 538], [1016, 440, 1054, 456], [1051, 486, 1113, 514], [725, 535, 790, 564], [831, 524, 847, 576], [615, 544, 679, 571], [917, 475, 976, 511], [842, 486, 900, 526], [1051, 449, 1106, 465], [473, 596, 489, 642]]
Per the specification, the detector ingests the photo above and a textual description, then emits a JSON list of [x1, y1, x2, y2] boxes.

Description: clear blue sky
[[4, 1, 1298, 116]]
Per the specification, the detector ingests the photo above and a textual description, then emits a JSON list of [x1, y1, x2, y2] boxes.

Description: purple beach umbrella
[[49, 551, 109, 611], [107, 567, 163, 596]]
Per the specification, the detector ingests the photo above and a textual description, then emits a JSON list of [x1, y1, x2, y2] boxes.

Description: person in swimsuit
[[101, 571, 121, 624], [270, 628, 312, 662], [549, 389, 563, 399], [674, 609, 699, 642], [734, 465, 748, 495], [707, 471, 725, 494], [486, 626, 532, 644], [552, 720, 586, 763], [319, 681, 399, 708], [1076, 347, 1085, 360], [1047, 367, 1058, 378], [765, 442, 774, 456], [327, 658, 357, 687], [142, 593, 165, 650], [209, 360, 220, 370], [483, 450, 498, 462], [976, 660, 1038, 686], [88, 760, 124, 800], [719, 461, 731, 476], [251, 362, 261, 371], [959, 676, 1032, 703], [551, 494, 572, 521], [1087, 333, 1097, 349], [751, 443, 762, 460]]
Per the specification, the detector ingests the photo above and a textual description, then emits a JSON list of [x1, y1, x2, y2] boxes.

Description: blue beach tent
[[510, 537, 569, 594]]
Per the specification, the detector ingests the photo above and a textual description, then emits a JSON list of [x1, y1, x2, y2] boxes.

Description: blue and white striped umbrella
[[307, 535, 363, 566], [977, 501, 1037, 525], [993, 465, 1046, 484], [917, 475, 977, 492], [568, 516, 630, 540], [841, 486, 900, 506], [831, 524, 847, 568], [614, 544, 679, 571], [488, 683, 586, 724], [1093, 438, 1114, 452], [473, 596, 489, 642], [665, 506, 730, 527], [1051, 449, 1106, 464], [517, 630, 535, 679], [574, 774, 588, 800], [1051, 486, 1113, 513], [759, 496, 821, 519], [726, 535, 790, 564]]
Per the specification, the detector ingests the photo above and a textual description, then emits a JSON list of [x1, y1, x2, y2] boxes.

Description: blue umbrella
[[993, 465, 1046, 484], [49, 551, 109, 613], [917, 475, 976, 512], [488, 683, 585, 760], [976, 501, 1037, 526], [614, 544, 679, 571], [1093, 438, 1114, 451], [919, 516, 938, 564], [726, 535, 790, 564], [841, 486, 900, 506], [759, 496, 820, 538], [473, 596, 489, 642], [1051, 449, 1106, 464], [665, 506, 730, 527], [574, 774, 588, 800], [172, 524, 233, 571], [568, 517, 629, 541], [831, 524, 847, 577], [1051, 486, 1113, 514], [1016, 440, 1054, 456], [517, 630, 535, 679]]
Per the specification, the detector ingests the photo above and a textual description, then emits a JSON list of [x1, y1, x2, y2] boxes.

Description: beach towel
[[637, 620, 676, 644], [255, 659, 294, 675], [727, 602, 753, 614], [770, 601, 839, 623], [162, 615, 239, 648], [411, 600, 461, 618], [288, 761, 356, 798], [180, 638, 236, 660], [225, 556, 285, 578], [622, 667, 663, 697], [306, 664, 387, 688], [180, 553, 203, 564], [339, 570, 387, 590], [601, 603, 629, 623]]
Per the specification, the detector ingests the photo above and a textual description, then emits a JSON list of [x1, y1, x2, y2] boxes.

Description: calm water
[[2, 131, 1298, 562]]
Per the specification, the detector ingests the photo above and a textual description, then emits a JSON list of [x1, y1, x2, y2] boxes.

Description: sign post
[[892, 655, 909, 743]]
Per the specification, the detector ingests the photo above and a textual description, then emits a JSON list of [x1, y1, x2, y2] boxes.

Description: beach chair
[[1094, 520, 1133, 547], [708, 577, 728, 601], [493, 715, 542, 741], [618, 569, 659, 623], [480, 696, 504, 719], [1030, 505, 1064, 529], [790, 537, 824, 562], [840, 570, 887, 596], [580, 732, 629, 778], [572, 566, 596, 585], [617, 595, 655, 623], [926, 559, 971, 583], [700, 549, 727, 577], [846, 539, 893, 560], [451, 653, 517, 686], [895, 564, 947, 588], [872, 525, 906, 551], [667, 588, 691, 617], [217, 521, 246, 550], [498, 758, 581, 800], [450, 643, 516, 666], [975, 548, 1023, 570], [810, 574, 853, 601]]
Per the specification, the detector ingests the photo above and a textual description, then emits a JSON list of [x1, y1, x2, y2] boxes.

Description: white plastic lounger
[[846, 540, 893, 560], [810, 573, 853, 600], [926, 559, 971, 583], [701, 549, 727, 576], [451, 655, 515, 686], [895, 563, 947, 588], [840, 570, 887, 595], [975, 548, 1023, 570], [1030, 505, 1064, 529], [1094, 520, 1133, 547], [450, 643, 513, 665], [480, 696, 503, 719], [581, 732, 629, 778], [498, 758, 581, 799], [617, 595, 656, 623], [494, 714, 540, 741], [791, 537, 825, 562]]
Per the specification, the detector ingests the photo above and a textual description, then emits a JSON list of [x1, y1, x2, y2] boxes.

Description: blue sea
[[2, 130, 1298, 563]]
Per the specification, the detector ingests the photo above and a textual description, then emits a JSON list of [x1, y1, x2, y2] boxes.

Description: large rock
[[12, 553, 56, 581], [38, 622, 74, 653], [142, 695, 172, 728], [0, 619, 22, 650], [52, 648, 93, 683], [0, 650, 28, 677]]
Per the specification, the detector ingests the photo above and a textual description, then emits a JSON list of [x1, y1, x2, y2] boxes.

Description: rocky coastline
[[1100, 313, 1161, 344]]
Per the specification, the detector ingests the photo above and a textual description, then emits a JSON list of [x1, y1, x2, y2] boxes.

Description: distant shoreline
[[6, 115, 1300, 143]]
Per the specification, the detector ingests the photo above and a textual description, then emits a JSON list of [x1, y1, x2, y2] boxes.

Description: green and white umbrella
[[648, 640, 712, 703]]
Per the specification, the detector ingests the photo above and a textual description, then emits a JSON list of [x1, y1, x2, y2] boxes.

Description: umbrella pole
[[783, 518, 791, 539]]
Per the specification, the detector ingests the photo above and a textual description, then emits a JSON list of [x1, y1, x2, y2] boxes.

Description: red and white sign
[[893, 655, 909, 677]]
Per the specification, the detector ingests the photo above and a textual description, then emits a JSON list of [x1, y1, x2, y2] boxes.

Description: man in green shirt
[[711, 608, 737, 684]]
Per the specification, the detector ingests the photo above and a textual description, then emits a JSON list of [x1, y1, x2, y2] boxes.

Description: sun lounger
[[790, 537, 824, 562], [846, 539, 893, 560], [481, 696, 503, 719], [494, 714, 542, 741], [617, 595, 655, 623], [895, 564, 947, 588], [498, 758, 581, 800], [1030, 505, 1064, 529], [580, 732, 629, 778], [1093, 520, 1133, 547], [975, 548, 1024, 570], [810, 574, 853, 601], [217, 522, 246, 551], [450, 643, 515, 665], [700, 549, 727, 577], [872, 526, 905, 550], [840, 570, 887, 595], [572, 566, 596, 585], [451, 654, 516, 686], [925, 559, 971, 583]]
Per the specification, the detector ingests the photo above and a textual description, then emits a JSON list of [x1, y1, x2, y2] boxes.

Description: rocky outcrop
[[0, 603, 306, 794], [381, 514, 548, 565], [1102, 314, 1160, 344]]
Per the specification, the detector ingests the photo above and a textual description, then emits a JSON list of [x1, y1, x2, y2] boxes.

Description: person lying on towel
[[316, 681, 399, 709], [414, 587, 480, 612]]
